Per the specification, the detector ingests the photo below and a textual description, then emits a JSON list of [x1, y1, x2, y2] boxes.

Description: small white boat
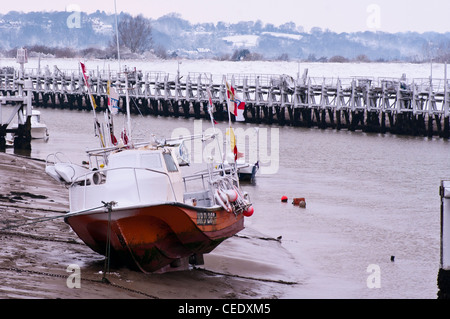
[[29, 110, 49, 140], [11, 110, 49, 140], [45, 152, 91, 184], [236, 160, 259, 182], [218, 160, 259, 182]]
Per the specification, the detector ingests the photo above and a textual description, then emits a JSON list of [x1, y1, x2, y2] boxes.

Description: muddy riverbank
[[0, 152, 298, 299]]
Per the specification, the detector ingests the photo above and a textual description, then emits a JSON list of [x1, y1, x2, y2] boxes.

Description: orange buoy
[[281, 196, 288, 203], [292, 198, 306, 208], [243, 205, 254, 217]]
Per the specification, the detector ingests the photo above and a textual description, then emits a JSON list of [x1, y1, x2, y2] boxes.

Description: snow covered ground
[[1, 57, 446, 83]]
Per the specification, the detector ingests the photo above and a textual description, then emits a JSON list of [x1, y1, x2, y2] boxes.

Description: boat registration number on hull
[[197, 211, 217, 225]]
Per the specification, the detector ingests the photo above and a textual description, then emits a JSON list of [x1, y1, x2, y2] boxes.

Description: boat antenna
[[114, 1, 132, 146], [206, 86, 225, 174], [124, 67, 132, 145]]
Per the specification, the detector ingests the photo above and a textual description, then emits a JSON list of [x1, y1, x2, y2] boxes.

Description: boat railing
[[45, 151, 73, 166], [72, 166, 179, 211], [182, 169, 223, 192]]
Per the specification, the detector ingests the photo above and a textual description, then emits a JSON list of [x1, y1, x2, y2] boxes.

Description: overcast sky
[[1, 0, 449, 33]]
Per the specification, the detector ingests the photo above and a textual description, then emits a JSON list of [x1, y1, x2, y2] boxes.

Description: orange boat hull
[[65, 203, 244, 273]]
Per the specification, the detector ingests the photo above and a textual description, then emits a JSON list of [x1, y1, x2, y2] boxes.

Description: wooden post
[[14, 116, 31, 151], [444, 63, 449, 139], [438, 180, 450, 299], [0, 124, 6, 151]]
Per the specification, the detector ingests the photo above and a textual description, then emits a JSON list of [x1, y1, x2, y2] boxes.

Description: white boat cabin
[[69, 147, 185, 212]]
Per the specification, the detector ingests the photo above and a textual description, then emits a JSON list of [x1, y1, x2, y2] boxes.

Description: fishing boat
[[45, 64, 254, 273]]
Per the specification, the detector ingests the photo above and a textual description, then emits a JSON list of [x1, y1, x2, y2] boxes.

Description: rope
[[0, 202, 115, 231], [234, 234, 283, 242], [0, 266, 159, 299], [102, 201, 115, 283], [0, 230, 83, 245], [0, 200, 159, 298], [193, 267, 298, 286]]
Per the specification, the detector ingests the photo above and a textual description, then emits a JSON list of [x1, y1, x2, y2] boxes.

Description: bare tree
[[116, 14, 153, 54]]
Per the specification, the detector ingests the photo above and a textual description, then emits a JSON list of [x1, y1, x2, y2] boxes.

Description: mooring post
[[438, 180, 450, 298], [0, 125, 6, 151], [444, 63, 449, 139]]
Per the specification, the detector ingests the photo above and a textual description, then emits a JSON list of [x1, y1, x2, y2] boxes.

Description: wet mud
[[0, 153, 299, 299]]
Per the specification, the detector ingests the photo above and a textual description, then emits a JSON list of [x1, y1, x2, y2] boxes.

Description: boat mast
[[114, 0, 121, 73], [114, 0, 132, 145], [224, 76, 232, 162], [125, 69, 132, 144]]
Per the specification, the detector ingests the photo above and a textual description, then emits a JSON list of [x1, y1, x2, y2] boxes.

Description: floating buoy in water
[[281, 196, 288, 203], [243, 205, 254, 217], [292, 198, 306, 208]]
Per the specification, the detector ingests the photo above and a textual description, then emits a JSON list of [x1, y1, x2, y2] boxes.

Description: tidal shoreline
[[0, 152, 297, 299]]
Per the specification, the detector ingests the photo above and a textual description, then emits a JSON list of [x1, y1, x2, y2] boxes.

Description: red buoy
[[281, 196, 288, 203], [243, 205, 254, 217]]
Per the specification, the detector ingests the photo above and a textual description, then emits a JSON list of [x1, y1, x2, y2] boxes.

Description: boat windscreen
[[163, 153, 178, 172], [141, 153, 163, 170]]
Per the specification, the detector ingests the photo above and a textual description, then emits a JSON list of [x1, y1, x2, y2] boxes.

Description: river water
[[1, 59, 450, 298]]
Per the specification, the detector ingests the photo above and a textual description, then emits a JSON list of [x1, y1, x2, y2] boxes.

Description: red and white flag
[[206, 87, 218, 124], [80, 62, 97, 110], [225, 81, 245, 122]]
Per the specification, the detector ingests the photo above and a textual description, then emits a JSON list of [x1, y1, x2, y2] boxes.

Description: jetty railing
[[0, 67, 449, 138]]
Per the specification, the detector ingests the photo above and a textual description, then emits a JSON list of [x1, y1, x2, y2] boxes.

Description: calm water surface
[[3, 105, 449, 298]]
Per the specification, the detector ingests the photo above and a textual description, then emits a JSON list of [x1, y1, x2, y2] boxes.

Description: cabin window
[[109, 154, 137, 168], [163, 153, 178, 172], [140, 153, 162, 169]]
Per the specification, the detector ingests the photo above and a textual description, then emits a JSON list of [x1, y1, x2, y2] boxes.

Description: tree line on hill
[[0, 11, 449, 63]]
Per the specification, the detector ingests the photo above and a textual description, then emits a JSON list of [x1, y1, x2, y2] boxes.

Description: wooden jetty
[[1, 66, 449, 139], [0, 78, 34, 150]]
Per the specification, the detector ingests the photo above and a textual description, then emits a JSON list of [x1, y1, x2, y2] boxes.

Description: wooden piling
[[0, 125, 6, 150], [13, 117, 32, 151], [444, 116, 450, 139], [439, 180, 450, 299]]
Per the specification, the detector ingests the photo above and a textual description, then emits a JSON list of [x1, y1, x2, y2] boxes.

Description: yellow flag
[[226, 128, 236, 151]]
